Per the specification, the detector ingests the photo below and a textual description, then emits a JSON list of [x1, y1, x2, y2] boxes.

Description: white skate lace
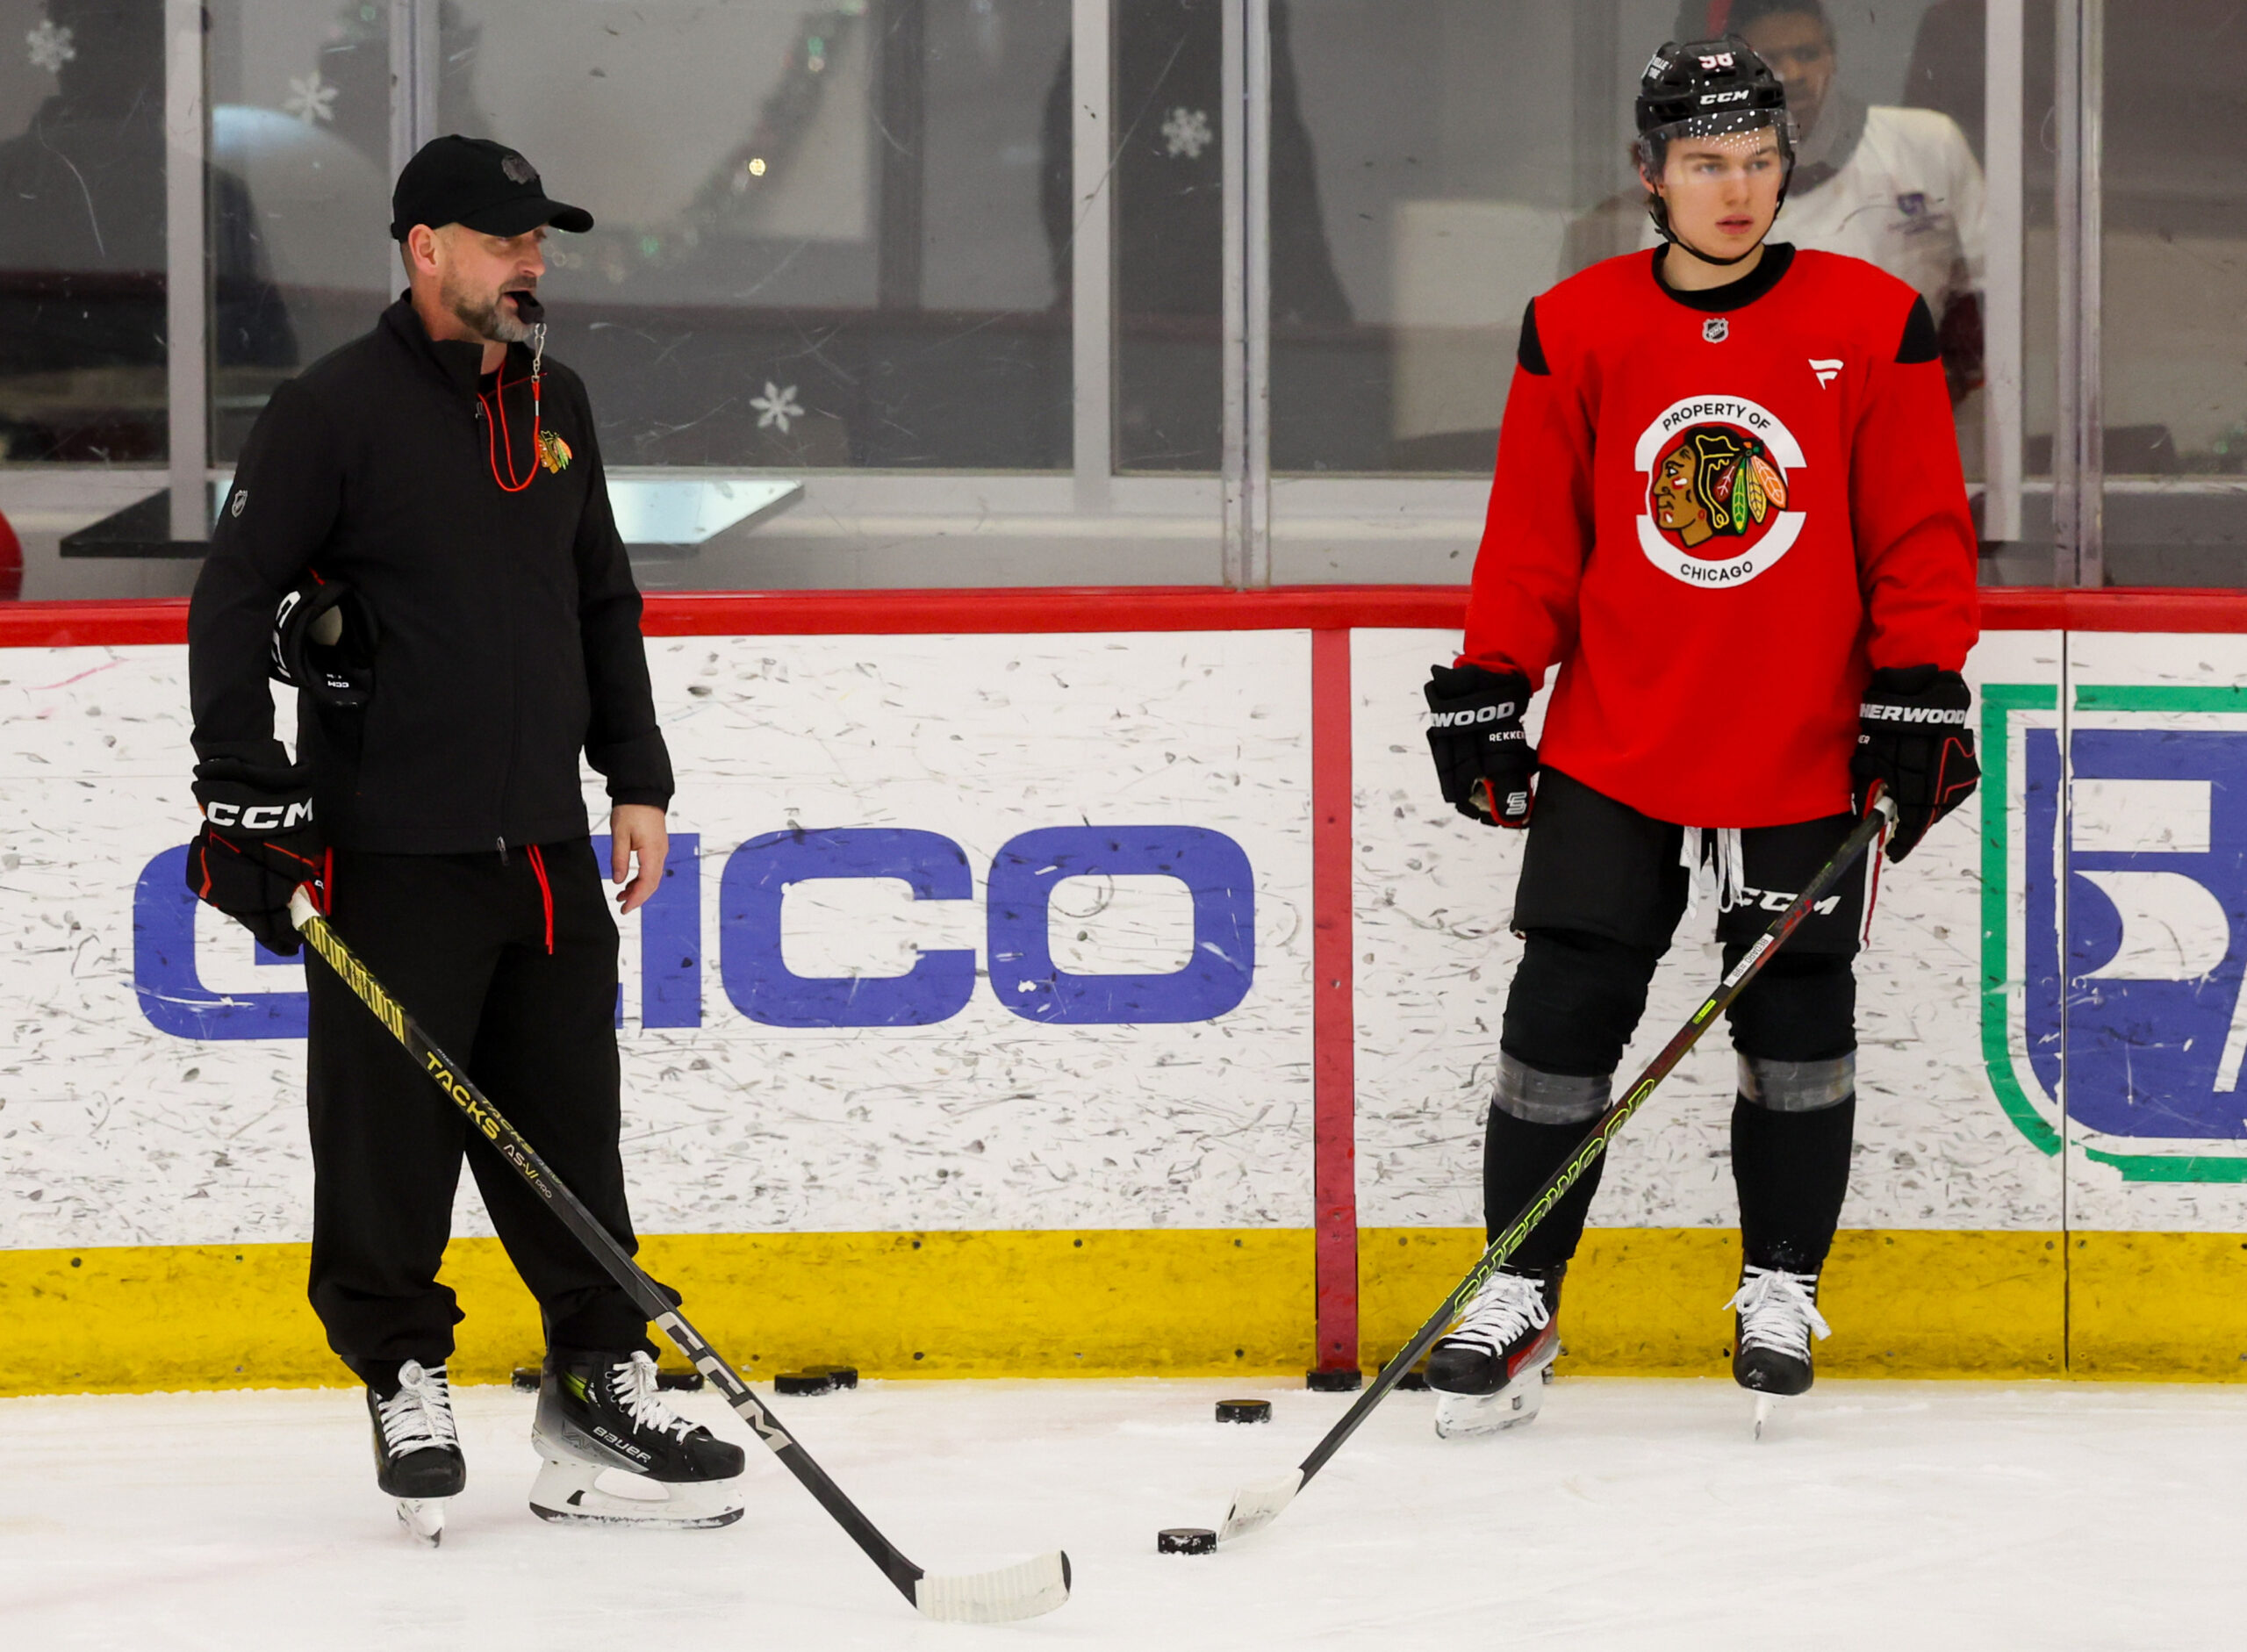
[[377, 1360, 458, 1458], [1726, 1266, 1832, 1360], [608, 1351, 697, 1442], [1440, 1270, 1550, 1357]]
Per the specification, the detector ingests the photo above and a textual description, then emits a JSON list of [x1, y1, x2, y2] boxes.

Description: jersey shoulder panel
[[1528, 250, 1662, 365], [1784, 248, 1923, 350]]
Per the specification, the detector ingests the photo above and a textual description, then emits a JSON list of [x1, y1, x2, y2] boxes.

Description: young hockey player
[[1420, 37, 1980, 1438]]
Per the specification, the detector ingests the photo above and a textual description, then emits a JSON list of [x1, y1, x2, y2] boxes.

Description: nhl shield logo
[[1703, 317, 1729, 343], [1985, 684, 2247, 1178]]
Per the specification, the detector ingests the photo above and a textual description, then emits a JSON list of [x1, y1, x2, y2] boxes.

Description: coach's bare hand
[[610, 804, 669, 916]]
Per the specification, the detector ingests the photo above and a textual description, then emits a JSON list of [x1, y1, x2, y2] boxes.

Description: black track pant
[[1486, 770, 1867, 1275], [305, 840, 659, 1378]]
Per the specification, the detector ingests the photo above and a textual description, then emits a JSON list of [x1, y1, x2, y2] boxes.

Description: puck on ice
[[775, 1369, 836, 1396], [510, 1366, 540, 1393], [1214, 1398, 1271, 1424], [655, 1368, 705, 1392], [1305, 1368, 1363, 1392], [1158, 1527, 1218, 1555], [807, 1363, 859, 1390]]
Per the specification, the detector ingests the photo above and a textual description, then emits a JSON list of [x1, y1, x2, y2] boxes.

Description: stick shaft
[[293, 904, 925, 1603], [1291, 799, 1892, 1489]]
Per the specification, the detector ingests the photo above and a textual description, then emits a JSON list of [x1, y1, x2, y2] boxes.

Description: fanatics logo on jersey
[[1703, 318, 1729, 343], [1635, 395, 1807, 589], [1809, 357, 1842, 388]]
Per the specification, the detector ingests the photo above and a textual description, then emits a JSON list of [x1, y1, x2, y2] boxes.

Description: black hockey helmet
[[1634, 37, 1797, 254]]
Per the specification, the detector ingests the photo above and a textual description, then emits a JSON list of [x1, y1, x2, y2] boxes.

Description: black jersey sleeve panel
[[567, 376, 675, 810], [1896, 295, 1942, 364], [1517, 298, 1551, 375], [189, 379, 344, 766]]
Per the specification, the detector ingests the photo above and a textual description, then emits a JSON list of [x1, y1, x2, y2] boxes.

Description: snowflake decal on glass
[[25, 18, 75, 75], [284, 70, 338, 125], [1162, 106, 1212, 160], [750, 382, 805, 434]]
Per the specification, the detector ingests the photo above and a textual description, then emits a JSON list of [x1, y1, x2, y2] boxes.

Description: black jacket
[[189, 298, 671, 854]]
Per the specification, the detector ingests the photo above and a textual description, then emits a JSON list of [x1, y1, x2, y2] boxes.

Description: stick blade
[[1217, 1469, 1303, 1545], [913, 1550, 1072, 1623]]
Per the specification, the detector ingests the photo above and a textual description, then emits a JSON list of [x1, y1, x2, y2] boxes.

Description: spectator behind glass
[[1711, 0, 1985, 405], [0, 0, 294, 461]]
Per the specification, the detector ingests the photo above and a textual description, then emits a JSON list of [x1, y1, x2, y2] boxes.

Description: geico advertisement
[[3, 632, 1317, 1246], [133, 825, 1259, 1039]]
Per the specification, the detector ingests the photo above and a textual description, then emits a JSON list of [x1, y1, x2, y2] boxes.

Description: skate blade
[[529, 1459, 743, 1529], [1753, 1394, 1773, 1441], [1432, 1383, 1543, 1440], [396, 1498, 445, 1547]]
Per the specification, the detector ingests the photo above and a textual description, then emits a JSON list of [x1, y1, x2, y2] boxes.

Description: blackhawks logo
[[1633, 394, 1806, 589], [538, 429, 572, 474]]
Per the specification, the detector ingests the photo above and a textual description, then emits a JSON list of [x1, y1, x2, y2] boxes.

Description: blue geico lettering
[[987, 826, 1253, 1025], [720, 828, 977, 1028], [135, 825, 1253, 1038]]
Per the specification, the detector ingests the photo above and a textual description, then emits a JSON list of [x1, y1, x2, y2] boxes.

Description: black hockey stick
[[1209, 790, 1896, 1546], [287, 891, 1070, 1623]]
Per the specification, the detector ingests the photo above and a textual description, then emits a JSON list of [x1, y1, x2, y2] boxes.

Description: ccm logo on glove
[[203, 798, 315, 832]]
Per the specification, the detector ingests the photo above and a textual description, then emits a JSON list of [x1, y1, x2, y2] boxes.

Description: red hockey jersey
[[1460, 244, 1979, 828]]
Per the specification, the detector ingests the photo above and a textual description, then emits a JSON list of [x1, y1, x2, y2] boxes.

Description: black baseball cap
[[390, 135, 594, 241]]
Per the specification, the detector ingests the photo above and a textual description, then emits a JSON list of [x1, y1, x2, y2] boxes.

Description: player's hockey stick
[[1209, 789, 1897, 1547], [288, 890, 1070, 1624]]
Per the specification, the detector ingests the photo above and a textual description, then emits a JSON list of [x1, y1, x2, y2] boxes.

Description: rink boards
[[4, 589, 2246, 1393]]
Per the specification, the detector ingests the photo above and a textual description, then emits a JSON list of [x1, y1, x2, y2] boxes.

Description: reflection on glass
[[206, 2, 395, 462], [1055, 0, 1352, 471], [440, 0, 1070, 469]]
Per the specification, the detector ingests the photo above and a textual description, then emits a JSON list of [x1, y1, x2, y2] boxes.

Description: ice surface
[[3, 1375, 2242, 1649]]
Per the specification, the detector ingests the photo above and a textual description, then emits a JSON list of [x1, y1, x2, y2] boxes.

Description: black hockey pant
[[1488, 770, 1869, 1276], [304, 841, 662, 1379]]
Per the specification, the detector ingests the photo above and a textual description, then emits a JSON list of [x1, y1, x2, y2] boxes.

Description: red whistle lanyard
[[478, 323, 545, 493]]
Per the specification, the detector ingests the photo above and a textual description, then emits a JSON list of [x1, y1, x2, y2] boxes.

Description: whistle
[[508, 290, 546, 325]]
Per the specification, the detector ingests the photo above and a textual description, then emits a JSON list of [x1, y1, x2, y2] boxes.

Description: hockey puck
[[1157, 1527, 1218, 1555], [774, 1369, 836, 1396], [1396, 1369, 1430, 1391], [806, 1363, 858, 1390], [510, 1366, 541, 1393], [1305, 1367, 1363, 1392], [1214, 1398, 1271, 1424], [655, 1368, 705, 1392]]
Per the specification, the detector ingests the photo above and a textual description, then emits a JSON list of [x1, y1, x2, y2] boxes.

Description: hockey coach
[[185, 137, 743, 1536]]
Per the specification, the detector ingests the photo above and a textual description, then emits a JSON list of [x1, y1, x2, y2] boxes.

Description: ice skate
[[530, 1349, 747, 1528], [1727, 1263, 1831, 1438], [1427, 1265, 1563, 1439], [366, 1360, 464, 1546]]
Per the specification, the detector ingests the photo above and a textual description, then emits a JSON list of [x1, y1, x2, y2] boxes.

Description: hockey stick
[[288, 890, 1070, 1624], [1210, 790, 1896, 1547]]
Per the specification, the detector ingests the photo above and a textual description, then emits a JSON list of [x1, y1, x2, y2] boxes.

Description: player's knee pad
[[1725, 948, 1856, 1066], [1501, 928, 1662, 1080], [1736, 1050, 1856, 1112], [1492, 1050, 1610, 1124]]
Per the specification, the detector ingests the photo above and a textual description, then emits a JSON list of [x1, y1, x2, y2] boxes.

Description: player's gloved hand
[[187, 755, 326, 957], [1425, 663, 1536, 828], [1850, 664, 1979, 864]]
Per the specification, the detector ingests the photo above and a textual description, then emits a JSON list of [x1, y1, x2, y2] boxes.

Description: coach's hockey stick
[[289, 890, 1070, 1624], [1208, 789, 1897, 1547]]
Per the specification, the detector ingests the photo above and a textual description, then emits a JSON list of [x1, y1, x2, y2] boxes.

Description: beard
[[442, 272, 537, 345]]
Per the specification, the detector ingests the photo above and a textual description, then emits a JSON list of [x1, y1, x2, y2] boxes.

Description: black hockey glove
[[1425, 663, 1536, 828], [187, 756, 327, 957], [1850, 665, 1979, 864], [269, 571, 377, 711]]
